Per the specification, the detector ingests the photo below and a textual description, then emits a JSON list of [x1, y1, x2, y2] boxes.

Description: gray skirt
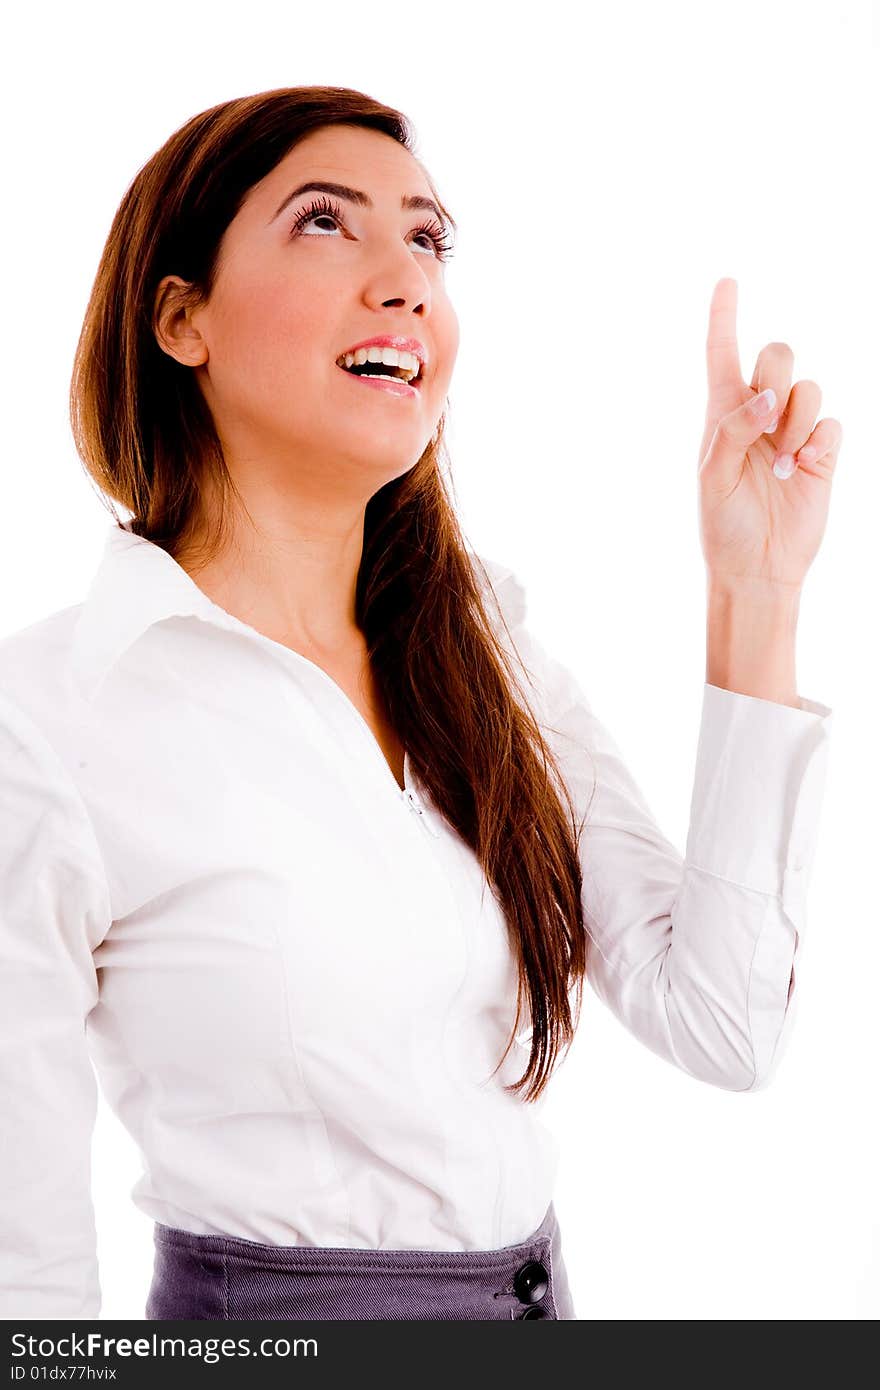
[[145, 1201, 576, 1320]]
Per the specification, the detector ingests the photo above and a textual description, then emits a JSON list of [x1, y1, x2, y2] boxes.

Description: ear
[[153, 275, 209, 368]]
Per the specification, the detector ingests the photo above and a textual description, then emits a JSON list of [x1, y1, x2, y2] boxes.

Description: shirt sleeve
[[0, 690, 111, 1318], [479, 560, 833, 1093]]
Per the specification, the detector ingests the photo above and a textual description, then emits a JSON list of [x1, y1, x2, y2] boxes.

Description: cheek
[[433, 305, 460, 392], [211, 268, 327, 383]]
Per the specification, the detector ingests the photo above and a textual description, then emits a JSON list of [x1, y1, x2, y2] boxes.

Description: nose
[[364, 247, 432, 317]]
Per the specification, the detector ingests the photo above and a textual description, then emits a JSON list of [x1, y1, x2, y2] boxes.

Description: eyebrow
[[269, 180, 456, 234]]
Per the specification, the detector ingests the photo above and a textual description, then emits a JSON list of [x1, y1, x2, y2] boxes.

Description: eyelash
[[289, 194, 455, 263]]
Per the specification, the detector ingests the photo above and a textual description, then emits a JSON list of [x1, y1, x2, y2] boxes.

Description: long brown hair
[[69, 85, 590, 1102]]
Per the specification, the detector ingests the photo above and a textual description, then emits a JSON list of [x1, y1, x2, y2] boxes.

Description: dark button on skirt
[[145, 1201, 576, 1320]]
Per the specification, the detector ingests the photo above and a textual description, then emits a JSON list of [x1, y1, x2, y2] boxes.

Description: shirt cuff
[[684, 682, 833, 915]]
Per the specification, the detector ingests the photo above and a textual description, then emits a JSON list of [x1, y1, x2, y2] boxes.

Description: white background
[[1, 0, 877, 1321]]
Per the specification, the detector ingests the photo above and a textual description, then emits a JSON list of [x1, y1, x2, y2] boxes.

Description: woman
[[0, 85, 838, 1321]]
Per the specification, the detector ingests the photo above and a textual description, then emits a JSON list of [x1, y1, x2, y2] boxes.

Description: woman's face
[[160, 123, 460, 499]]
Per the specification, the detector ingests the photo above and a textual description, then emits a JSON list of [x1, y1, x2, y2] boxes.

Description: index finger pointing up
[[706, 276, 743, 402]]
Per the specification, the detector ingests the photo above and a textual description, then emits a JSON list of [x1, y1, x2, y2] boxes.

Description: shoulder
[[469, 552, 596, 733], [0, 603, 85, 747], [469, 551, 528, 630], [0, 608, 108, 878], [468, 551, 566, 722]]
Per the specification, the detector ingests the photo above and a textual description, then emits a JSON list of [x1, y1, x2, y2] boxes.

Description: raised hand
[[697, 277, 842, 593]]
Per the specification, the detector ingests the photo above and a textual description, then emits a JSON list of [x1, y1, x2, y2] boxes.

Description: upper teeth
[[336, 346, 422, 381]]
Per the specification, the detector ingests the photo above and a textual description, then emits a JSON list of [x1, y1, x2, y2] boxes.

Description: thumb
[[700, 387, 777, 483]]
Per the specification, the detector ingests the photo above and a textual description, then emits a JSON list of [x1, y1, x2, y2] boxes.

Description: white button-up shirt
[[0, 521, 833, 1318]]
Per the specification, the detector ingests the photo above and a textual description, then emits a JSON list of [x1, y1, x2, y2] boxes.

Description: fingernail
[[753, 388, 776, 416], [773, 453, 796, 479], [765, 416, 779, 434], [798, 445, 817, 464]]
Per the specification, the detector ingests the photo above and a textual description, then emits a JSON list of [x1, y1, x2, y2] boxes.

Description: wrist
[[707, 572, 803, 606], [706, 577, 801, 708]]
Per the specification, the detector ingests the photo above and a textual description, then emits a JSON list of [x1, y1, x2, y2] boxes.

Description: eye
[[289, 194, 455, 263], [410, 218, 456, 262]]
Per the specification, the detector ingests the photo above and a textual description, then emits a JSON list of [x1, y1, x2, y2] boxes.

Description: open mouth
[[335, 354, 424, 389]]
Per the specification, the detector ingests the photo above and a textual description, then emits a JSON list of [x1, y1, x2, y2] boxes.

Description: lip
[[336, 366, 420, 399], [336, 335, 427, 369]]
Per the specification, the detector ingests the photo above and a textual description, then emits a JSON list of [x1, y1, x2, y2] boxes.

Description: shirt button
[[513, 1259, 549, 1304], [517, 1303, 548, 1318]]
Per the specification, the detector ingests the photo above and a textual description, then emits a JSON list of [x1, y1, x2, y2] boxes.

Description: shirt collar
[[70, 521, 224, 702], [70, 521, 527, 704]]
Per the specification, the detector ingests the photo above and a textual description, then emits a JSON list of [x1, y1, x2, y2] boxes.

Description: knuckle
[[796, 378, 822, 399], [814, 415, 835, 435], [717, 415, 737, 443], [765, 340, 795, 361]]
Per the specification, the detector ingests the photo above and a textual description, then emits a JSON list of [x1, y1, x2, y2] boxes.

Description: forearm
[[705, 577, 802, 709]]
